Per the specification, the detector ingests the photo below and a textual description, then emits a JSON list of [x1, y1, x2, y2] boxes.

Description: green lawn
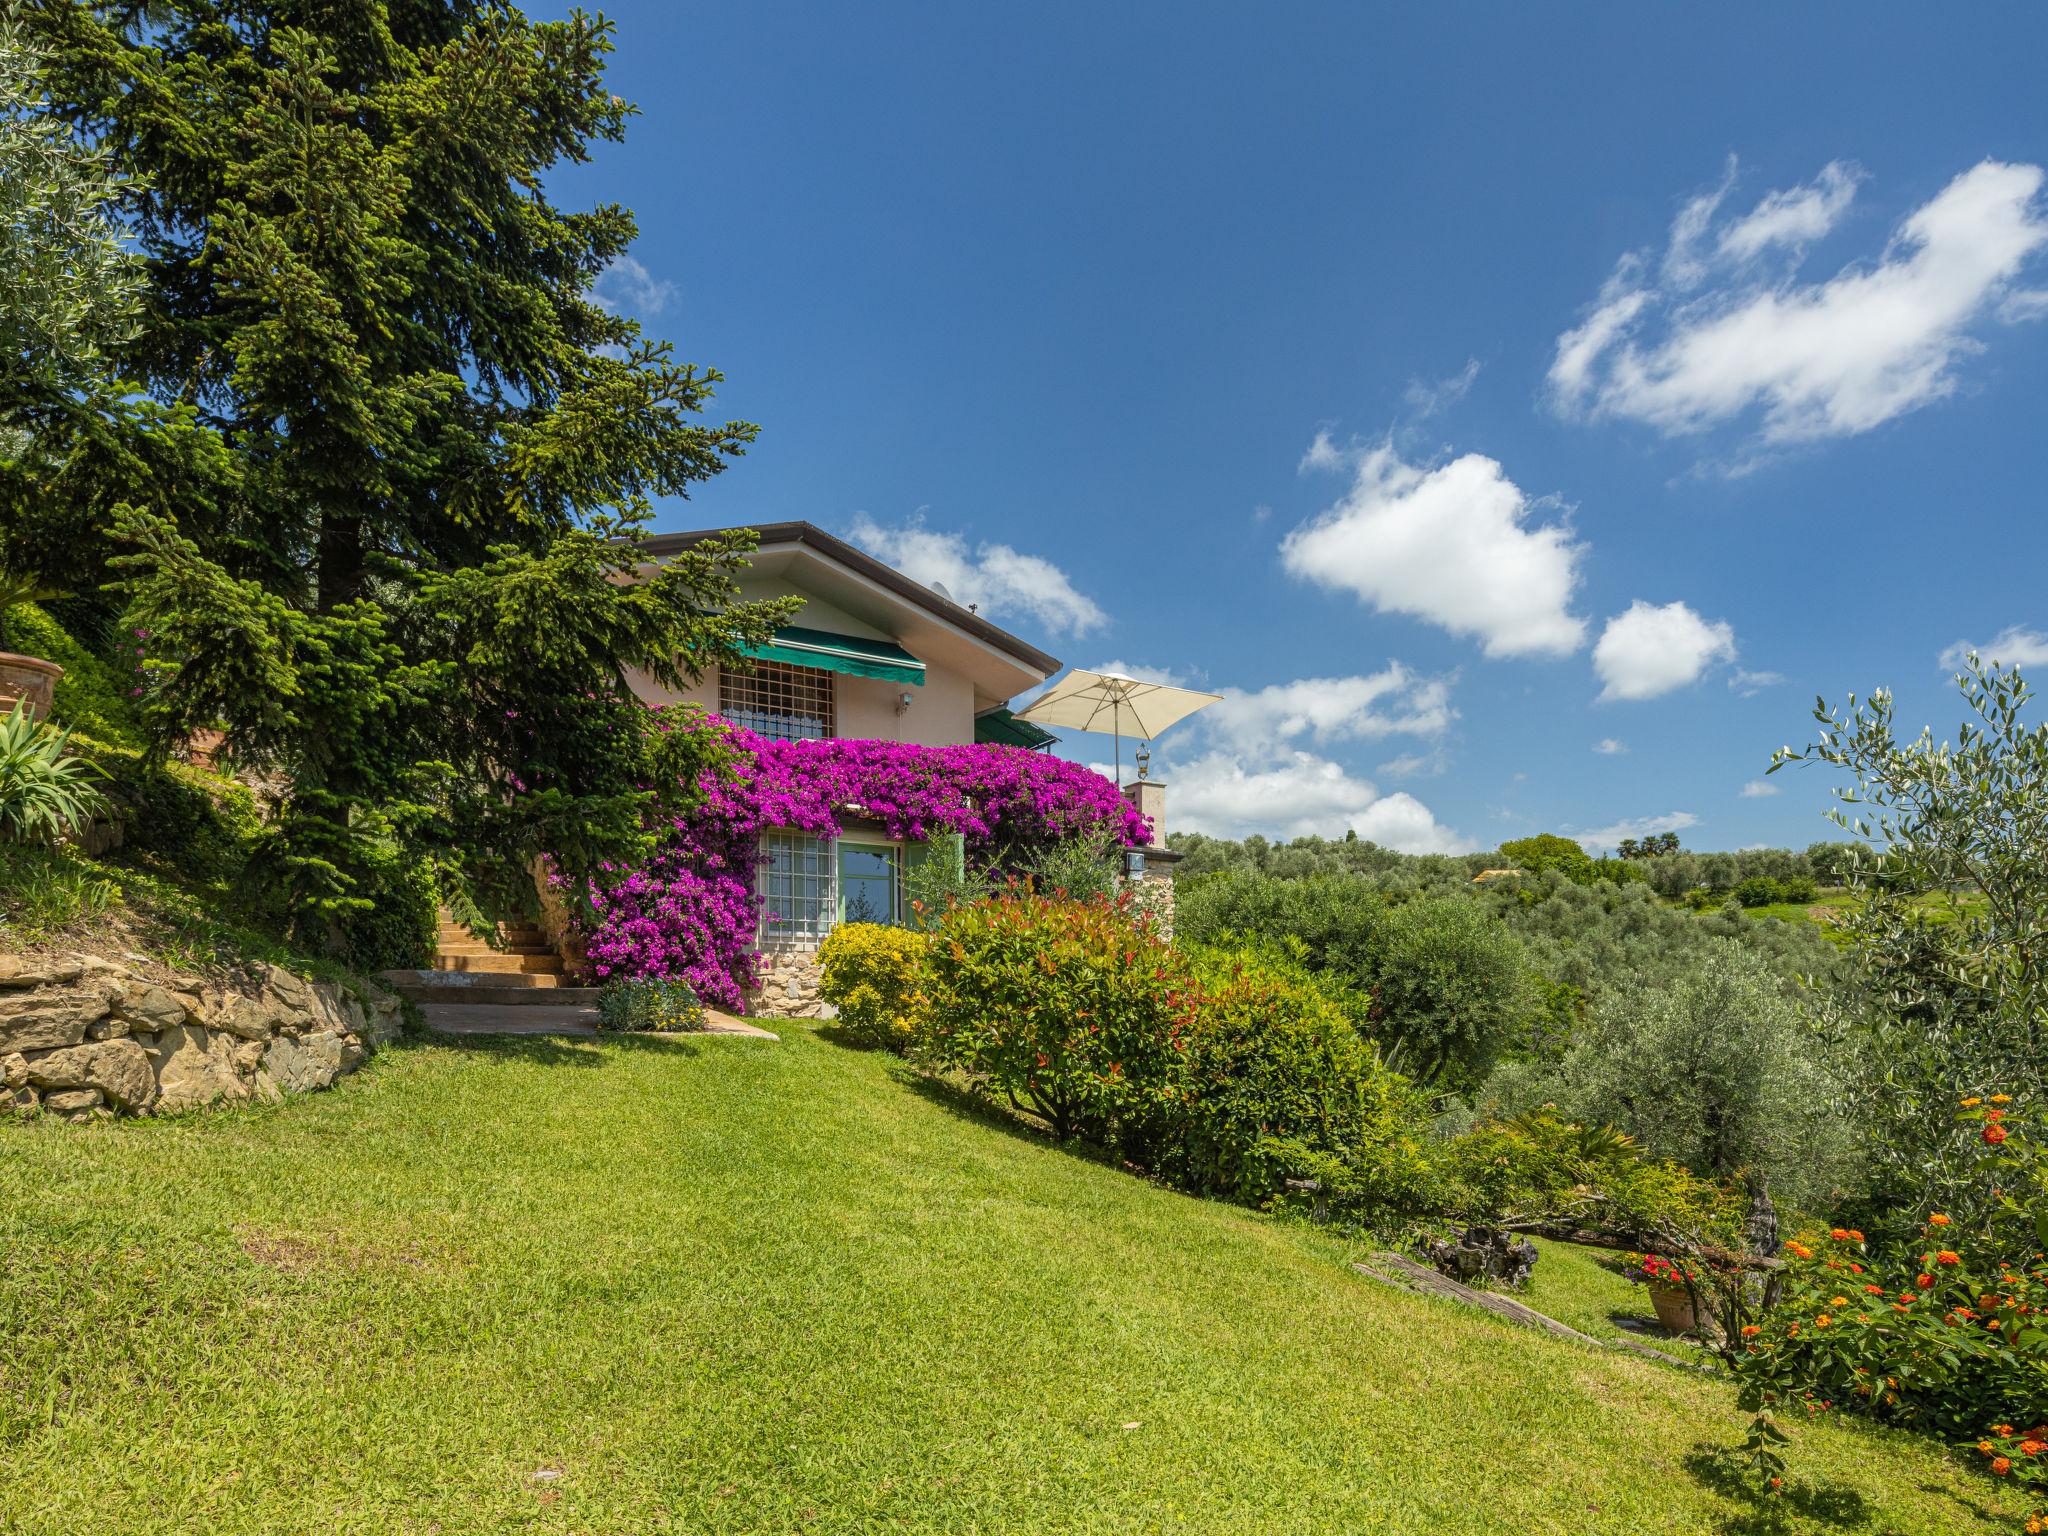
[[0, 1025, 2014, 1534]]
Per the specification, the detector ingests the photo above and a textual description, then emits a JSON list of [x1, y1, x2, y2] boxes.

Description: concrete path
[[419, 1004, 778, 1040]]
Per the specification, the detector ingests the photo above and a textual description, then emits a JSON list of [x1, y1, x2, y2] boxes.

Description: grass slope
[[0, 1025, 2012, 1534]]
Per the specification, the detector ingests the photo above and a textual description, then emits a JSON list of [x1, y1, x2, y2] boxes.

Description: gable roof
[[638, 521, 1062, 677]]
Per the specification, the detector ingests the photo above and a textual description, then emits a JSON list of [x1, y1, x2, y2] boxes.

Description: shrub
[[1777, 875, 1819, 905], [0, 700, 105, 844], [1733, 875, 1783, 908], [1369, 896, 1535, 1093], [1443, 1107, 1739, 1236], [1157, 943, 1433, 1206], [818, 921, 929, 1051], [1508, 946, 1857, 1213], [918, 890, 1190, 1141], [0, 601, 146, 748], [597, 975, 706, 1033]]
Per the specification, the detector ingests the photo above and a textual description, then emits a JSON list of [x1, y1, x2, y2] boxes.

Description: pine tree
[[31, 2, 796, 956]]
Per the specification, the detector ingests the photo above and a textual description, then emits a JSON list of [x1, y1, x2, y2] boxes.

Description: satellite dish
[[930, 581, 955, 602]]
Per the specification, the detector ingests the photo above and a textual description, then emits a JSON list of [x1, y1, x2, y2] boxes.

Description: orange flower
[[1993, 1424, 2015, 1436], [1814, 1314, 1833, 1327], [1830, 1227, 1851, 1240], [1830, 1296, 1850, 1307], [1986, 1124, 2010, 1145], [1991, 1094, 2012, 1103], [1784, 1241, 1814, 1259], [1740, 1324, 1761, 1337], [1938, 1250, 1962, 1265], [1992, 1456, 2012, 1475], [1962, 1096, 1983, 1106], [2022, 1439, 2044, 1457], [1930, 1213, 1952, 1227], [1848, 1230, 1866, 1242], [1916, 1273, 1936, 1289], [1863, 1284, 1885, 1295], [1983, 1440, 2000, 1453]]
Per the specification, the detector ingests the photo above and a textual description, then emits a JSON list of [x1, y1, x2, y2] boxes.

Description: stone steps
[[382, 976, 599, 1008], [430, 952, 565, 975]]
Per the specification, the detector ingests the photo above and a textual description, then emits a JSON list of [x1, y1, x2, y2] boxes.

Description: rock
[[86, 1016, 133, 1041], [260, 1030, 343, 1095], [1, 1051, 26, 1088], [43, 1087, 103, 1113], [119, 984, 191, 1032], [0, 954, 82, 988], [1, 1084, 36, 1115], [230, 1038, 266, 1073], [266, 964, 315, 1014], [213, 995, 280, 1041], [0, 988, 109, 1053], [338, 1037, 367, 1074], [153, 1025, 249, 1113], [23, 1039, 156, 1112]]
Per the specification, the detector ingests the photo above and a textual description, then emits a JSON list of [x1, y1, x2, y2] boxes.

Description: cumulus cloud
[[1593, 600, 1738, 701], [591, 256, 677, 318], [1156, 748, 1472, 852], [848, 514, 1107, 637], [1551, 159, 2048, 445], [1282, 442, 1587, 658], [1203, 665, 1454, 751], [1740, 780, 1780, 798], [1939, 625, 2048, 670], [1592, 737, 1628, 755], [1571, 811, 1700, 854]]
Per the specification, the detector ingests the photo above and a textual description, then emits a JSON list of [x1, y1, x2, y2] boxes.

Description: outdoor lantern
[[1135, 742, 1151, 780], [1123, 849, 1147, 880]]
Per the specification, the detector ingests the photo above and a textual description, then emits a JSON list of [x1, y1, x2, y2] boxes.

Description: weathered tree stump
[[1426, 1224, 1539, 1289]]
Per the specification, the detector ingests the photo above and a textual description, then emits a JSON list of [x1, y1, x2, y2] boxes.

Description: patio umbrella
[[1014, 669, 1222, 785]]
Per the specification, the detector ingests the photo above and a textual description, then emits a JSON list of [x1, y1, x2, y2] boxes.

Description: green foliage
[[1159, 943, 1434, 1208], [1369, 896, 1535, 1093], [0, 13, 138, 402], [597, 975, 707, 1034], [0, 838, 115, 938], [1442, 1107, 1739, 1238], [0, 600, 143, 746], [919, 891, 1190, 1142], [818, 921, 929, 1051], [1779, 660, 2048, 1241], [25, 5, 797, 956], [1500, 834, 1595, 879], [1496, 946, 1856, 1213], [1010, 829, 1122, 904], [0, 698, 102, 843], [902, 831, 989, 923]]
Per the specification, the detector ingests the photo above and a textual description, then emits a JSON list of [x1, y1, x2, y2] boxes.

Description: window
[[720, 659, 835, 741], [837, 841, 899, 926], [757, 831, 835, 950]]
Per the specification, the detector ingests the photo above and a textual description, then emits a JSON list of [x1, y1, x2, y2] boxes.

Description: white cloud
[[848, 514, 1107, 637], [1404, 359, 1481, 417], [1204, 665, 1455, 751], [1085, 659, 1195, 688], [1282, 442, 1587, 658], [592, 256, 677, 318], [1593, 600, 1737, 701], [1571, 811, 1700, 854], [1740, 780, 1780, 798], [1939, 625, 2048, 671], [1551, 159, 2048, 445], [1592, 737, 1628, 755], [1157, 749, 1472, 852], [1729, 668, 1785, 696], [1377, 748, 1448, 779], [1718, 160, 1864, 263]]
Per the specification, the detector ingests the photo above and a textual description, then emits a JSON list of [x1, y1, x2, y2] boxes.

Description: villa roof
[[638, 521, 1061, 678]]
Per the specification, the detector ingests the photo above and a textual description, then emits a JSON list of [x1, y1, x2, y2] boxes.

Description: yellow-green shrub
[[818, 922, 929, 1051]]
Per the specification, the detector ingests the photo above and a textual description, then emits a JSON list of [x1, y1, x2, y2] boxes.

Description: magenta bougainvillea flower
[[584, 722, 1151, 1010]]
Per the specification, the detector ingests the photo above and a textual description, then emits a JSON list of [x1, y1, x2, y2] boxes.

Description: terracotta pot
[[1649, 1277, 1698, 1335], [0, 651, 63, 719]]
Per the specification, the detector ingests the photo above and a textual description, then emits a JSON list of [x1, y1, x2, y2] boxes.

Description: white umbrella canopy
[[1014, 669, 1222, 785]]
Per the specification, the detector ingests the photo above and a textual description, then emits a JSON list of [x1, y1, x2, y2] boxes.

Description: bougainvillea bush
[[582, 715, 1150, 1009]]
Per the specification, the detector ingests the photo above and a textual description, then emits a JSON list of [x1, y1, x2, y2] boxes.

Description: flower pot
[[1648, 1277, 1698, 1335], [0, 652, 63, 720]]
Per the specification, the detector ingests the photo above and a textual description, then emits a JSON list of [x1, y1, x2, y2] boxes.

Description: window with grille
[[757, 831, 835, 950], [719, 660, 835, 741]]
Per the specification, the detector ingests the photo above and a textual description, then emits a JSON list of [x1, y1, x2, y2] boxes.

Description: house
[[620, 523, 1118, 1007], [628, 521, 1063, 754]]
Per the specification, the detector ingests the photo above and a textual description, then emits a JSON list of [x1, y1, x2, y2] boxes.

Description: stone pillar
[[1120, 778, 1165, 843], [1118, 779, 1175, 939]]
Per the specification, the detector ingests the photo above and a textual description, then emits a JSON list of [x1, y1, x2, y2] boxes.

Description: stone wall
[[747, 949, 830, 1019], [1124, 869, 1176, 939], [0, 952, 404, 1123]]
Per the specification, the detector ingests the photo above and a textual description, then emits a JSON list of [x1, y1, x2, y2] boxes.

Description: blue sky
[[547, 2, 2048, 854]]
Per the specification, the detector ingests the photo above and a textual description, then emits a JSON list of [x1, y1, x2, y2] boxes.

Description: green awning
[[974, 707, 1060, 750], [737, 625, 926, 686]]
